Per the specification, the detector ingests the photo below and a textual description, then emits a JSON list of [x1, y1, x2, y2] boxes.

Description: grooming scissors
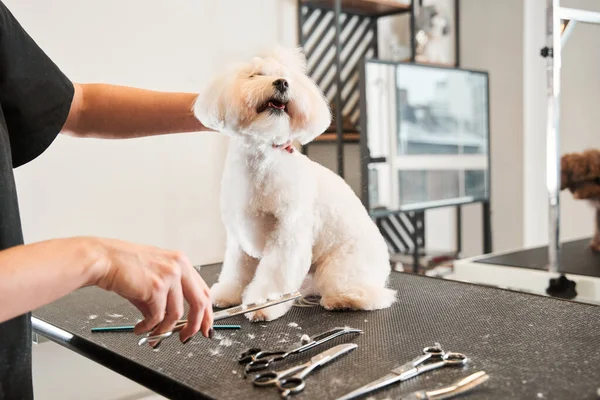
[[252, 343, 358, 397], [335, 344, 468, 400], [138, 292, 302, 346], [399, 370, 489, 400], [239, 326, 363, 374]]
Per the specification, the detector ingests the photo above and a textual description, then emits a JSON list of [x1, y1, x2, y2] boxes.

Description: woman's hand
[[91, 238, 214, 343], [0, 236, 212, 344]]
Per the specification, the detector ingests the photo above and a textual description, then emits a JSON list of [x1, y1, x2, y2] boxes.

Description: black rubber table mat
[[33, 263, 600, 400], [475, 238, 600, 277]]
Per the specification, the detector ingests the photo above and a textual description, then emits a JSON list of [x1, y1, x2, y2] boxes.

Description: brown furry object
[[560, 148, 600, 252], [561, 149, 600, 192]]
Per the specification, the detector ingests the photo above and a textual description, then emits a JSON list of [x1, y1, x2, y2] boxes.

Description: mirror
[[362, 59, 490, 214]]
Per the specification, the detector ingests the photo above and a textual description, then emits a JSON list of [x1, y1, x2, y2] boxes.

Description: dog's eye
[[250, 73, 263, 78]]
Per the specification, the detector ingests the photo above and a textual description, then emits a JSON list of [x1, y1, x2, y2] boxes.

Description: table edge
[[32, 316, 215, 400]]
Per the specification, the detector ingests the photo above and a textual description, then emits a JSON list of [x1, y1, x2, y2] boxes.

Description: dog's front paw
[[589, 239, 600, 253], [245, 303, 291, 322], [242, 284, 293, 322], [209, 281, 243, 308]]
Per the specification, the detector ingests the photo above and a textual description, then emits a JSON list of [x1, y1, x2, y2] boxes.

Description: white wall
[[458, 0, 525, 255], [523, 0, 549, 248], [7, 0, 297, 266]]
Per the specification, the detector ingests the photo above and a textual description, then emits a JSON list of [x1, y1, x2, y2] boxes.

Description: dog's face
[[193, 47, 331, 146]]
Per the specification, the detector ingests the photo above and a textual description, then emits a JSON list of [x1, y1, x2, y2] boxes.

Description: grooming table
[[451, 237, 600, 305], [33, 263, 600, 400]]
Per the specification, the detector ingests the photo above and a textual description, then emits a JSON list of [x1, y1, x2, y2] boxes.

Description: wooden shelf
[[313, 132, 360, 143], [302, 0, 410, 17], [401, 58, 457, 68]]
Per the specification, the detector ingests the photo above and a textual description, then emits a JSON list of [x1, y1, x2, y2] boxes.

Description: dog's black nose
[[273, 78, 289, 92]]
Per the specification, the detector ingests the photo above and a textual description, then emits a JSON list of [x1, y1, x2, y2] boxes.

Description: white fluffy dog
[[193, 47, 396, 322]]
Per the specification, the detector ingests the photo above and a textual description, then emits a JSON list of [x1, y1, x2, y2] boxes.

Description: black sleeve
[[0, 1, 74, 168]]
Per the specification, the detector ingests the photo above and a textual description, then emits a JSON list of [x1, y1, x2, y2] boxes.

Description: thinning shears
[[252, 343, 358, 397], [335, 344, 468, 400], [239, 326, 363, 374]]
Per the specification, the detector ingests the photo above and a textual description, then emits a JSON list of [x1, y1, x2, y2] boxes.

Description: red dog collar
[[272, 142, 295, 154]]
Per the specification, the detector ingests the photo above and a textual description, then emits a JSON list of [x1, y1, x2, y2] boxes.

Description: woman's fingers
[[179, 270, 212, 341], [200, 299, 214, 339], [130, 299, 153, 333], [149, 284, 184, 343], [134, 285, 168, 336], [180, 300, 203, 343]]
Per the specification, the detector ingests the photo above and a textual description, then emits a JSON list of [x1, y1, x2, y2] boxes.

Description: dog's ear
[[266, 46, 308, 73], [296, 90, 332, 146], [192, 72, 229, 132]]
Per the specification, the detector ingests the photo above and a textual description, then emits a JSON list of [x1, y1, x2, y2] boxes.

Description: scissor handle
[[277, 377, 306, 396], [422, 345, 444, 356], [245, 358, 274, 374], [137, 331, 173, 346], [405, 346, 444, 368], [252, 371, 281, 386], [442, 352, 468, 365], [238, 349, 286, 364], [252, 364, 307, 387], [239, 348, 261, 361]]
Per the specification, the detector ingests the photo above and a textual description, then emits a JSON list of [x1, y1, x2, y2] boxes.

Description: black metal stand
[[546, 274, 577, 299]]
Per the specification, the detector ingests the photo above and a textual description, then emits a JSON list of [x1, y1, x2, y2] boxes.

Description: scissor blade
[[309, 343, 358, 366], [398, 371, 489, 400], [391, 353, 435, 374], [423, 371, 489, 400], [311, 326, 363, 342], [212, 292, 302, 321], [335, 372, 403, 400], [293, 326, 363, 355]]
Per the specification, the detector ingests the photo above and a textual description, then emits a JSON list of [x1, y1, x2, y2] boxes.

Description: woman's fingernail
[[183, 337, 191, 344], [208, 328, 215, 339]]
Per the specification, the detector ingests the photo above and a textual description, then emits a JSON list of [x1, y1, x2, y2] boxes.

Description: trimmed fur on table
[[560, 148, 600, 252]]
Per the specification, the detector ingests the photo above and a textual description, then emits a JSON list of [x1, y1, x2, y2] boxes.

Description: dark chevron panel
[[374, 212, 426, 254], [298, 4, 377, 131]]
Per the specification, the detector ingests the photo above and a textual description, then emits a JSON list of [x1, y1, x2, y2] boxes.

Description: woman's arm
[[0, 238, 100, 322], [61, 83, 210, 139], [0, 237, 214, 343]]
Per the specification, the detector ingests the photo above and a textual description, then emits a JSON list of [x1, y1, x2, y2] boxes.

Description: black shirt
[[0, 2, 74, 398]]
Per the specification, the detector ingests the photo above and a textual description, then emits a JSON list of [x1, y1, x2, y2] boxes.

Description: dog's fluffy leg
[[210, 235, 258, 308], [315, 248, 396, 311], [242, 226, 312, 322]]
